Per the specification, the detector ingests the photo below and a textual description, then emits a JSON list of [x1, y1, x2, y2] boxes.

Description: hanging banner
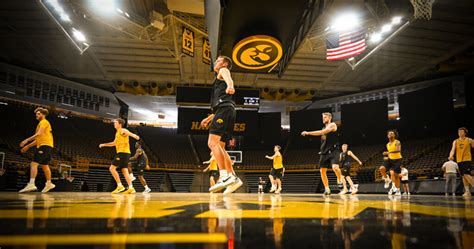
[[182, 27, 194, 57], [202, 38, 211, 64]]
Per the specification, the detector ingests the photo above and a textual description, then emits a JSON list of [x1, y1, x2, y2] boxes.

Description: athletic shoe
[[41, 182, 55, 193], [337, 179, 343, 188], [452, 193, 456, 196], [384, 177, 392, 189], [111, 185, 126, 194], [143, 187, 151, 193], [223, 178, 243, 195], [122, 187, 136, 194], [339, 188, 348, 195], [388, 186, 395, 195], [462, 191, 471, 197], [402, 192, 407, 196], [323, 189, 331, 196], [275, 187, 282, 194], [209, 175, 236, 193], [19, 183, 37, 193], [445, 193, 448, 196], [395, 189, 401, 196], [351, 188, 358, 195], [269, 185, 276, 193], [407, 193, 411, 196]]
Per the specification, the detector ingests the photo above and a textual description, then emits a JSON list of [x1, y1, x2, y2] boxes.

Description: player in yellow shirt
[[379, 130, 403, 195], [265, 145, 285, 194], [99, 118, 140, 194], [203, 152, 219, 187], [449, 127, 474, 197], [19, 107, 56, 193]]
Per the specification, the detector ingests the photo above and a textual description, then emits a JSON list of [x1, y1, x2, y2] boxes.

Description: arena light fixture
[[381, 24, 392, 33], [391, 16, 402, 25], [72, 28, 86, 42], [39, 0, 90, 54], [330, 13, 361, 32], [370, 33, 382, 43], [89, 0, 116, 15]]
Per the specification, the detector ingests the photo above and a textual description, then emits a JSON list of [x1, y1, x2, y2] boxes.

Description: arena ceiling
[[0, 0, 473, 100]]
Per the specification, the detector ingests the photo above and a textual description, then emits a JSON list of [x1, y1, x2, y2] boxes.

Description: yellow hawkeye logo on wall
[[232, 35, 283, 70]]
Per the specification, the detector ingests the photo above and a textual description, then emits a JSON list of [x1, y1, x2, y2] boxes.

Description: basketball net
[[410, 0, 435, 20]]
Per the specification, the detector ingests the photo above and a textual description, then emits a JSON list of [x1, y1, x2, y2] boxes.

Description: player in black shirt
[[200, 55, 242, 195], [128, 141, 151, 193], [301, 112, 343, 195]]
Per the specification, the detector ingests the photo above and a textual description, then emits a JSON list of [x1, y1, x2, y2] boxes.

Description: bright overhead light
[[330, 13, 360, 31], [370, 33, 382, 43], [72, 28, 86, 42], [59, 13, 70, 22], [116, 8, 123, 14], [391, 16, 402, 25], [124, 12, 130, 18], [381, 24, 392, 33], [90, 0, 116, 14]]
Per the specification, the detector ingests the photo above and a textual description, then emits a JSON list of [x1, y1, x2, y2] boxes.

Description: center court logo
[[232, 35, 283, 70]]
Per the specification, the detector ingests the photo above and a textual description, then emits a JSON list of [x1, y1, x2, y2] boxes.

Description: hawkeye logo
[[191, 122, 246, 132], [216, 119, 224, 124], [232, 35, 283, 70]]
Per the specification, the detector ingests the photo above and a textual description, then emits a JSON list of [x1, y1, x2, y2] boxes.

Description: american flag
[[326, 28, 367, 61]]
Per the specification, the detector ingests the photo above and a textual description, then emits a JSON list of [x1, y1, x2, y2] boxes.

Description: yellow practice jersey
[[36, 119, 54, 148], [387, 139, 402, 160], [455, 137, 472, 162], [209, 159, 218, 171], [273, 154, 283, 169], [115, 129, 130, 154]]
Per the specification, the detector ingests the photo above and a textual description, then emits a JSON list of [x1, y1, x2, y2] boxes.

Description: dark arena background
[[0, 0, 473, 248]]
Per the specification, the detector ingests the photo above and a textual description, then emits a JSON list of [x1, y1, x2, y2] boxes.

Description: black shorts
[[209, 170, 219, 179], [112, 153, 131, 169], [401, 180, 409, 184], [130, 161, 146, 175], [383, 159, 402, 174], [341, 165, 351, 177], [270, 168, 283, 179], [209, 106, 236, 143], [319, 150, 340, 168], [458, 161, 472, 175], [33, 146, 52, 165]]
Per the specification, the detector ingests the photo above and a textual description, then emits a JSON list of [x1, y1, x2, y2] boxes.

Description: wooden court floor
[[0, 192, 472, 249]]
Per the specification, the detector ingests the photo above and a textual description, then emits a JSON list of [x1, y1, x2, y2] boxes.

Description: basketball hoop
[[410, 0, 435, 20]]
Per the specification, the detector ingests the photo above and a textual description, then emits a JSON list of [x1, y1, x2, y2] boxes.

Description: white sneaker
[[462, 191, 471, 197], [407, 193, 411, 196], [269, 185, 276, 193], [19, 183, 37, 193], [143, 188, 151, 193], [209, 175, 236, 193], [402, 192, 407, 196], [351, 188, 358, 195], [275, 187, 282, 194], [388, 186, 395, 195], [339, 188, 348, 195], [384, 177, 392, 189], [323, 189, 331, 196], [223, 178, 243, 195], [41, 182, 55, 193], [395, 189, 401, 196]]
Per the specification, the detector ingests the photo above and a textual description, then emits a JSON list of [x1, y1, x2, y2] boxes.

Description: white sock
[[219, 170, 228, 178], [325, 187, 330, 191], [46, 180, 51, 184], [29, 178, 35, 185], [145, 185, 149, 189], [117, 183, 123, 187], [465, 186, 470, 192], [129, 183, 133, 188], [130, 173, 134, 177]]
